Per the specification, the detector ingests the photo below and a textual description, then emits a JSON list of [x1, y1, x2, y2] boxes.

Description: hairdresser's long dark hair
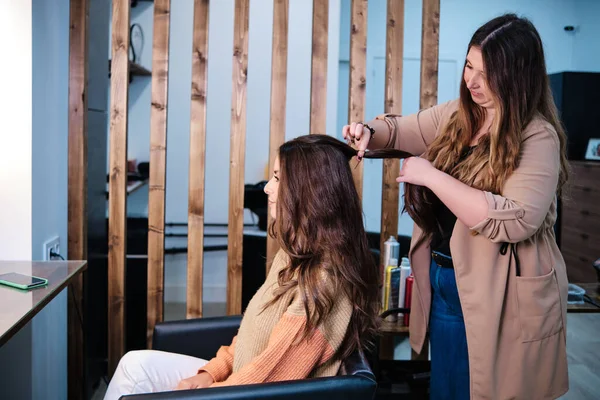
[[405, 13, 569, 250], [266, 134, 410, 360]]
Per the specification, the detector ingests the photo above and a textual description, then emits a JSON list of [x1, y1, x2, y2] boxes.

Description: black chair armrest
[[121, 375, 376, 400], [153, 316, 243, 360], [379, 307, 410, 319], [338, 350, 375, 381]]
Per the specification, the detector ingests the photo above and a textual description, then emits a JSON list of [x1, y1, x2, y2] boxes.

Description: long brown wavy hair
[[266, 134, 410, 359], [404, 13, 569, 249]]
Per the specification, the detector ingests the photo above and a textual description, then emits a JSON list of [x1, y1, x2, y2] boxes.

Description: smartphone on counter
[[0, 272, 48, 290]]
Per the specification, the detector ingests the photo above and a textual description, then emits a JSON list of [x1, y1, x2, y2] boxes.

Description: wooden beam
[[227, 0, 249, 316], [107, 0, 130, 377], [420, 0, 440, 109], [380, 0, 404, 262], [266, 0, 288, 273], [309, 0, 328, 135], [67, 0, 88, 397], [187, 0, 209, 319], [147, 0, 171, 348], [348, 0, 367, 199]]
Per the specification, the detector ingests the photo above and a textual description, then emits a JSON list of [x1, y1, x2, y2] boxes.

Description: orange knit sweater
[[198, 250, 353, 387]]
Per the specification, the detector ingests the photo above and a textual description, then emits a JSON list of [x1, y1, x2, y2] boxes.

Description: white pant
[[104, 350, 208, 400]]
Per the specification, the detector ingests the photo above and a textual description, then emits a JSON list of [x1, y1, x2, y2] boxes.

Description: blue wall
[[31, 0, 70, 398]]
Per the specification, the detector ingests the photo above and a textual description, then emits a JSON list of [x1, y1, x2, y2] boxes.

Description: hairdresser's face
[[464, 47, 494, 108], [264, 156, 280, 220]]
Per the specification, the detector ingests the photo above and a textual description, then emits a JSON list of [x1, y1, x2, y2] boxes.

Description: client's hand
[[175, 371, 215, 390]]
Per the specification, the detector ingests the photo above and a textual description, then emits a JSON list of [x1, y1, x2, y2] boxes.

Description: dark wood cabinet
[[549, 72, 600, 283], [560, 161, 600, 283]]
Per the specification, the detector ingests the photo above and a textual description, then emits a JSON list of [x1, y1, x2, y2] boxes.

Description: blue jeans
[[429, 259, 470, 400]]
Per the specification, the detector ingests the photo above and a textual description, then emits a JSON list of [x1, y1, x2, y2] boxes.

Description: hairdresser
[[343, 14, 569, 400]]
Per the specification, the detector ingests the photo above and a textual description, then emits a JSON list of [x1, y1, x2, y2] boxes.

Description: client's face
[[264, 156, 280, 220]]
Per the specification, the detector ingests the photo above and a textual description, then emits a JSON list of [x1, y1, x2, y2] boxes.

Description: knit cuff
[[198, 358, 231, 383]]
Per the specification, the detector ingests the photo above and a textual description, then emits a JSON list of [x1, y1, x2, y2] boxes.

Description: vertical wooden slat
[[410, 0, 439, 363], [380, 0, 404, 263], [227, 0, 250, 316], [187, 0, 210, 319], [309, 0, 328, 135], [147, 0, 171, 348], [67, 0, 88, 397], [266, 0, 289, 272], [107, 0, 130, 377], [348, 0, 368, 199], [420, 0, 440, 109], [378, 0, 404, 361]]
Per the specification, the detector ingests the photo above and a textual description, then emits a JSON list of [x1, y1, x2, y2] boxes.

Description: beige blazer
[[378, 99, 569, 399]]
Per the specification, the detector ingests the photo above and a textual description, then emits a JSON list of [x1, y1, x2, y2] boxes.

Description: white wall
[[0, 1, 34, 399], [0, 0, 33, 260], [338, 0, 600, 237], [0, 1, 69, 398]]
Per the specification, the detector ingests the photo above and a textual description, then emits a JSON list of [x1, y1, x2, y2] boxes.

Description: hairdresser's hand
[[342, 122, 371, 159], [175, 372, 214, 390], [396, 157, 438, 187]]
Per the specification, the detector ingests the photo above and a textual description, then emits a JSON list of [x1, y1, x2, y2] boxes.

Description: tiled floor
[[559, 313, 600, 399]]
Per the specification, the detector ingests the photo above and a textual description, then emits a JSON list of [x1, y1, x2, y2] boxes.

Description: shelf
[[105, 179, 148, 199], [379, 319, 409, 335], [108, 60, 151, 80]]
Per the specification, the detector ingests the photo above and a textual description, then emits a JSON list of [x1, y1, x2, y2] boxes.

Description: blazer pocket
[[515, 268, 563, 343]]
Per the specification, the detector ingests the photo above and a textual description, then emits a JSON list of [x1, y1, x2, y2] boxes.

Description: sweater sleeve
[[208, 296, 339, 387], [197, 336, 237, 383]]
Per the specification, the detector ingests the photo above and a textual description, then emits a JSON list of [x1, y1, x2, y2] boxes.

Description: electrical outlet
[[43, 236, 61, 261]]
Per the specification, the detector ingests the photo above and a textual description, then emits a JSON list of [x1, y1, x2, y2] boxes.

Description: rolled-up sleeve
[[470, 124, 560, 243]]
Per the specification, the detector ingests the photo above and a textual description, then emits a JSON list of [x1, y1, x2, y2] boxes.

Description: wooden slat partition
[[227, 0, 250, 316], [67, 0, 88, 397], [309, 0, 328, 135], [379, 0, 404, 260], [378, 0, 405, 362], [348, 0, 368, 199], [187, 0, 210, 319], [266, 0, 289, 272], [107, 0, 130, 377], [420, 0, 440, 109], [147, 0, 171, 347], [411, 0, 440, 362]]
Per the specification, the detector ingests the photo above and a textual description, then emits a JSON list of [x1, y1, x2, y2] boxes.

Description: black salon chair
[[121, 316, 377, 400]]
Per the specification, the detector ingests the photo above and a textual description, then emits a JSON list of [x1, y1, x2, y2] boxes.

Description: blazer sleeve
[[374, 99, 457, 155], [469, 122, 561, 243]]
